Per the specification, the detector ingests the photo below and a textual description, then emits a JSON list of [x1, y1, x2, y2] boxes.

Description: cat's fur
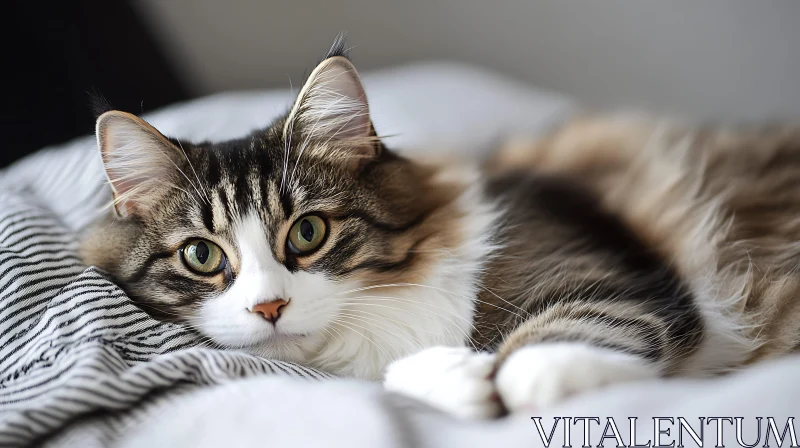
[[81, 39, 800, 418]]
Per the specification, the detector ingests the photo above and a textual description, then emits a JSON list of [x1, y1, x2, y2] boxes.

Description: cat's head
[[82, 42, 479, 374]]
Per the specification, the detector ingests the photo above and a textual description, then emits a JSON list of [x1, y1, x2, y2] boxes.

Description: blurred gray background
[[7, 1, 800, 167], [136, 0, 800, 121]]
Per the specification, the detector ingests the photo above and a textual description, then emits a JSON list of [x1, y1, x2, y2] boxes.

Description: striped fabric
[[0, 139, 329, 447]]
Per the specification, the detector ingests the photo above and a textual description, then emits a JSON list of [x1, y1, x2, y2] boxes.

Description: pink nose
[[251, 299, 288, 324]]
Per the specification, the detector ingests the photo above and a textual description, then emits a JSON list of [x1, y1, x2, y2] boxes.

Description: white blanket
[[118, 356, 800, 448]]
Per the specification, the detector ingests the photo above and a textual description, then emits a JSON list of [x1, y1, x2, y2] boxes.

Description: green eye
[[287, 215, 327, 255], [182, 239, 226, 274]]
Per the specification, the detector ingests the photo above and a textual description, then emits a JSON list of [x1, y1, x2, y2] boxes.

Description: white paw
[[383, 346, 501, 419], [495, 343, 658, 413]]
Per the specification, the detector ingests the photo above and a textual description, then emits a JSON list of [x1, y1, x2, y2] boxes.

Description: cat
[[81, 38, 800, 419]]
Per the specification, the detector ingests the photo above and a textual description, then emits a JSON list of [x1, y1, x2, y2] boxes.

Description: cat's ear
[[285, 55, 379, 166], [95, 111, 185, 218]]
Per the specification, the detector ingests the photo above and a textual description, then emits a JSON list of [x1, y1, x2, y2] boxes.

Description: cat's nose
[[251, 299, 289, 324]]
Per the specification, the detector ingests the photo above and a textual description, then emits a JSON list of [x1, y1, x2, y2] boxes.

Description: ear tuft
[[322, 32, 349, 61], [88, 89, 114, 119], [96, 111, 185, 218]]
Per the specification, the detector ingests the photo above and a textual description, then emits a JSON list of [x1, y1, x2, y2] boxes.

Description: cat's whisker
[[325, 324, 347, 344], [340, 302, 480, 351], [336, 311, 426, 353], [319, 326, 342, 345], [331, 282, 529, 320], [333, 315, 406, 358], [338, 295, 481, 347], [475, 283, 532, 318], [340, 292, 488, 343], [339, 295, 474, 325], [329, 318, 393, 361]]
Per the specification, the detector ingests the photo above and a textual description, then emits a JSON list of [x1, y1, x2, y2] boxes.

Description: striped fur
[[486, 117, 800, 373], [476, 171, 702, 374]]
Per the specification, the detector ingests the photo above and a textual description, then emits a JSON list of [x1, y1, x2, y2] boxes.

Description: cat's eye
[[287, 215, 327, 255], [181, 239, 227, 274]]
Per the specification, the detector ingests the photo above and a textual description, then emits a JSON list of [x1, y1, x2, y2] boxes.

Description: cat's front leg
[[494, 342, 657, 413], [491, 300, 673, 413], [383, 346, 503, 419]]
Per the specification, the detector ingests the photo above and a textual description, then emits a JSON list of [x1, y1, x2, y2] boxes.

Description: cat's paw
[[495, 343, 658, 413], [383, 346, 501, 419]]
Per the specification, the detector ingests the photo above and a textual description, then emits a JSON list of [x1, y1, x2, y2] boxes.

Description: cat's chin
[[259, 332, 308, 347], [239, 332, 321, 365]]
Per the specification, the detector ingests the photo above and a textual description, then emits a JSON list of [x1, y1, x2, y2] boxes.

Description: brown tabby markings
[[485, 117, 800, 370]]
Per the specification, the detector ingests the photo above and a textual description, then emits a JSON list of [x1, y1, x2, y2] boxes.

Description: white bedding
[[3, 61, 798, 447], [119, 355, 800, 448]]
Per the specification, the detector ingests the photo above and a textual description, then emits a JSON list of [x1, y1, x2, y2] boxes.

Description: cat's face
[[83, 52, 468, 367]]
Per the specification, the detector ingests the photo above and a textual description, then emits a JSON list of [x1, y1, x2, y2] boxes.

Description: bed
[[1, 61, 797, 447]]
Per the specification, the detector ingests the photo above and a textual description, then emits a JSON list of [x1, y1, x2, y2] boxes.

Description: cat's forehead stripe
[[266, 183, 282, 224], [204, 147, 222, 186], [211, 190, 228, 233], [279, 188, 294, 219], [200, 201, 215, 233]]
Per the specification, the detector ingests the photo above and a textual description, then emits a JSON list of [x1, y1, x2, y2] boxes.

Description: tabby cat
[[81, 39, 800, 418]]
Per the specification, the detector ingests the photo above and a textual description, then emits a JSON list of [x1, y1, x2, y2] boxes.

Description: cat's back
[[486, 116, 800, 366]]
